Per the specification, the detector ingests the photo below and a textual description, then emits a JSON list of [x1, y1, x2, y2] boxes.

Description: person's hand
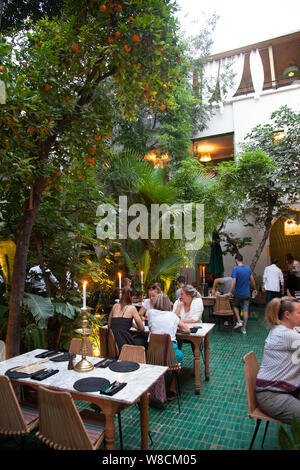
[[225, 292, 231, 297]]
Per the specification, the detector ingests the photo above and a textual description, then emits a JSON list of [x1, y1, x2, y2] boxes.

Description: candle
[[140, 270, 144, 284], [118, 272, 122, 289], [203, 267, 205, 281], [83, 281, 87, 308]]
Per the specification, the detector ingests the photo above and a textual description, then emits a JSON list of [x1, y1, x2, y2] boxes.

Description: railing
[[234, 77, 299, 97]]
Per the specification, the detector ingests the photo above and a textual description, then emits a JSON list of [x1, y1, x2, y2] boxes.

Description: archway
[[269, 209, 300, 271]]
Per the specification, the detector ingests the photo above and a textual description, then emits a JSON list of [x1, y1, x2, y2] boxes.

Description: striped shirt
[[256, 325, 300, 393]]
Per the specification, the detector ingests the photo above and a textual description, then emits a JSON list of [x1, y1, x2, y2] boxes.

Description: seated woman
[[148, 294, 190, 398], [172, 284, 204, 323], [148, 294, 190, 363], [108, 287, 146, 353], [139, 285, 161, 322], [256, 296, 300, 424]]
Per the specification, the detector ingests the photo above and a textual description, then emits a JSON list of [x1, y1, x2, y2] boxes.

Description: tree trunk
[[250, 217, 273, 273], [5, 178, 46, 358]]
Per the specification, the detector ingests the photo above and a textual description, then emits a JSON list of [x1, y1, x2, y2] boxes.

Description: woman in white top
[[148, 294, 190, 397], [173, 284, 203, 323], [256, 297, 300, 423]]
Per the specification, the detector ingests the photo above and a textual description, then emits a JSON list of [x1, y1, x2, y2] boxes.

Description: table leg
[[139, 391, 149, 449], [101, 401, 119, 450], [204, 334, 210, 381], [193, 341, 201, 395]]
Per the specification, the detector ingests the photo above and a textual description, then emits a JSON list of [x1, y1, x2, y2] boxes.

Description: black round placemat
[[50, 352, 70, 362], [5, 366, 33, 379], [73, 377, 110, 393], [109, 361, 140, 373]]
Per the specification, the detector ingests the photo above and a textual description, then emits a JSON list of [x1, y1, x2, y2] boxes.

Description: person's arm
[[250, 274, 257, 294], [139, 306, 146, 319], [132, 307, 145, 332], [107, 307, 115, 329], [173, 300, 182, 317], [211, 278, 220, 296], [225, 278, 236, 296], [177, 319, 190, 334]]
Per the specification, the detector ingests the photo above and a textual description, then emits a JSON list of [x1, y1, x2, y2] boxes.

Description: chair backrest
[[36, 386, 94, 450], [213, 294, 233, 315], [98, 327, 119, 358], [69, 338, 94, 357], [243, 351, 260, 415], [147, 333, 178, 368], [119, 344, 146, 363], [0, 374, 29, 435], [0, 340, 5, 361]]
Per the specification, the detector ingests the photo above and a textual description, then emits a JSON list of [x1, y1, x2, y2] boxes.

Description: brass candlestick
[[140, 282, 144, 302], [118, 287, 122, 301], [74, 307, 94, 373]]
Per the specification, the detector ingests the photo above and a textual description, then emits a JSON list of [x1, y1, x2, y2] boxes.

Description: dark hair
[[235, 253, 243, 262], [148, 285, 161, 294], [271, 258, 278, 265], [286, 253, 294, 262], [121, 277, 131, 288], [120, 287, 133, 308], [265, 296, 299, 328], [177, 276, 185, 284]]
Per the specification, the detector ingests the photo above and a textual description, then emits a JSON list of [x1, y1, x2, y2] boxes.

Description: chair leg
[[249, 419, 261, 450], [261, 420, 269, 448], [175, 374, 181, 413], [118, 412, 123, 450]]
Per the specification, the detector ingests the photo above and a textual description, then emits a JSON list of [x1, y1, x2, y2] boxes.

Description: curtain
[[202, 59, 220, 105], [250, 49, 264, 99], [219, 53, 245, 105]]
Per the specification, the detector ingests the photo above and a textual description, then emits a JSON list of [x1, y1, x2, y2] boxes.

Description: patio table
[[0, 349, 167, 450]]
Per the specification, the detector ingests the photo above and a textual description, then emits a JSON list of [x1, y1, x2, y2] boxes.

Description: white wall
[[195, 83, 300, 276]]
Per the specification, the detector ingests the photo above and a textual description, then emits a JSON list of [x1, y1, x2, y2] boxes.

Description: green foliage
[[279, 417, 300, 450], [23, 293, 54, 328], [22, 322, 47, 351]]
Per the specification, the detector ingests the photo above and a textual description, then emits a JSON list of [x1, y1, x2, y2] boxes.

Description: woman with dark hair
[[108, 287, 146, 352], [256, 297, 300, 423]]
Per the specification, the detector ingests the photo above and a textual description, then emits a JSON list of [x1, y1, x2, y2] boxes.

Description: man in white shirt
[[262, 258, 284, 305], [27, 262, 60, 296]]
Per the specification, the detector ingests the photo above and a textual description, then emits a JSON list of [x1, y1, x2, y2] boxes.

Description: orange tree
[[0, 0, 184, 357]]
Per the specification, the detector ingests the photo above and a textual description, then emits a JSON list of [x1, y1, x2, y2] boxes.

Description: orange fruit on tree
[[55, 35, 60, 40], [94, 135, 101, 141], [132, 34, 140, 43], [64, 96, 70, 101], [160, 104, 166, 111], [137, 63, 141, 68], [77, 174, 83, 179], [124, 45, 131, 53], [99, 4, 106, 12], [162, 84, 167, 89], [114, 76, 119, 82], [28, 126, 35, 133], [143, 84, 149, 91], [108, 37, 114, 44], [116, 4, 122, 12], [44, 84, 51, 92], [115, 31, 121, 39], [72, 44, 79, 52], [57, 185, 62, 191], [56, 170, 62, 176], [29, 77, 35, 82], [84, 68, 89, 75], [0, 66, 5, 71]]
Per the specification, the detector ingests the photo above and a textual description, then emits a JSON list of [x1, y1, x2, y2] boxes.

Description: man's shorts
[[233, 294, 250, 312]]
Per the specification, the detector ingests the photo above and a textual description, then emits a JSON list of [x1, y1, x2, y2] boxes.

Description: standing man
[[262, 258, 284, 304], [225, 253, 257, 335], [211, 276, 232, 296]]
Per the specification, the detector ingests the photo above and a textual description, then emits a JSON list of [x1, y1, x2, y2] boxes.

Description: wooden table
[[0, 349, 167, 450], [177, 323, 215, 395], [129, 322, 215, 395]]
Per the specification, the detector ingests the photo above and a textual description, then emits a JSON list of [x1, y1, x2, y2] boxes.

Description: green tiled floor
[[0, 306, 290, 451]]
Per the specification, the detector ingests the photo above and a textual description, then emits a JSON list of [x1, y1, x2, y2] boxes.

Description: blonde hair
[[181, 284, 201, 299], [265, 296, 299, 328], [153, 294, 171, 311]]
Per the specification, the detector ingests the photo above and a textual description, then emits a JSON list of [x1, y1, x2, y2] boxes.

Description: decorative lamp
[[199, 152, 212, 162], [283, 65, 299, 79]]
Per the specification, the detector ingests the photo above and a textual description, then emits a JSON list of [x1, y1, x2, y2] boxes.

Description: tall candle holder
[[118, 288, 122, 301], [140, 282, 144, 302], [74, 307, 94, 373]]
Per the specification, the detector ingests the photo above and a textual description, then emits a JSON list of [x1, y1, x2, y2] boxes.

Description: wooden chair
[[36, 386, 105, 450], [69, 338, 94, 357], [98, 327, 119, 358], [213, 294, 234, 331], [0, 374, 39, 446], [0, 340, 5, 361], [119, 344, 146, 363], [243, 351, 280, 450], [147, 333, 181, 412]]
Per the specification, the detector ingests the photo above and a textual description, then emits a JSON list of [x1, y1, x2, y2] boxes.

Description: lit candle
[[118, 272, 122, 289], [203, 267, 205, 281], [83, 281, 87, 308], [140, 270, 144, 284]]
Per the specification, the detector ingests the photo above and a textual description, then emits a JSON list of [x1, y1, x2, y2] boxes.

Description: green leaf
[[23, 293, 54, 328], [53, 302, 78, 319]]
